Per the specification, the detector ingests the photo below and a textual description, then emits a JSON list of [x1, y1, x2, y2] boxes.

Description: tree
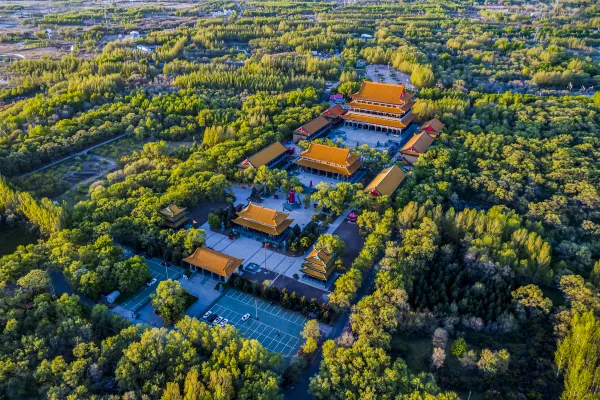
[[590, 260, 600, 288], [511, 284, 552, 318], [301, 319, 321, 341], [432, 328, 448, 348], [477, 349, 510, 375], [254, 165, 287, 195], [151, 280, 187, 324], [555, 311, 600, 400], [114, 256, 151, 295], [411, 65, 435, 88], [183, 228, 205, 255], [314, 234, 345, 256], [451, 338, 467, 358], [17, 269, 50, 294], [432, 347, 446, 369], [357, 210, 380, 235], [208, 213, 221, 230]]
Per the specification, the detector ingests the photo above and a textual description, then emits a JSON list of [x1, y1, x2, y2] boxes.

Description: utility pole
[[254, 298, 258, 320]]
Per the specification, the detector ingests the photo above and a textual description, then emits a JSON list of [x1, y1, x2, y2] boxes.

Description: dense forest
[[1, 0, 599, 398]]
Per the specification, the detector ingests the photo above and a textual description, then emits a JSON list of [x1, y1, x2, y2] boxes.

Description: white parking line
[[209, 304, 300, 357]]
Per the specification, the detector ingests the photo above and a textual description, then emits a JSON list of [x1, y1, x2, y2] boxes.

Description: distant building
[[360, 33, 374, 40], [130, 31, 140, 40], [136, 45, 151, 53], [295, 143, 363, 181], [237, 141, 288, 172], [364, 165, 407, 197], [420, 118, 445, 137], [184, 247, 243, 282], [329, 93, 344, 104], [293, 116, 332, 143], [301, 248, 338, 281], [343, 81, 416, 136], [160, 204, 189, 229], [104, 290, 120, 304], [232, 203, 294, 239], [400, 132, 435, 166]]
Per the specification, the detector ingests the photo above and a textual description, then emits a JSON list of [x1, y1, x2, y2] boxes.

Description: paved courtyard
[[365, 63, 415, 90], [208, 289, 306, 357], [331, 126, 408, 151]]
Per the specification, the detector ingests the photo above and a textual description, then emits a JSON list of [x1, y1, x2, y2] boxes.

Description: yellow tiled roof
[[343, 112, 415, 128], [298, 143, 360, 167], [323, 105, 348, 119], [160, 204, 187, 218], [364, 165, 407, 197], [348, 100, 410, 114], [183, 247, 243, 277], [295, 158, 362, 176], [234, 203, 293, 234], [304, 248, 335, 266], [239, 142, 287, 169], [350, 81, 410, 105], [295, 116, 331, 136], [401, 132, 435, 155]]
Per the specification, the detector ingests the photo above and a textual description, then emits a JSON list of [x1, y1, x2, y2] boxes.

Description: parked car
[[241, 313, 250, 322], [207, 313, 219, 323], [161, 261, 167, 266], [219, 319, 228, 328], [146, 278, 157, 287], [202, 311, 212, 320], [214, 316, 223, 325]]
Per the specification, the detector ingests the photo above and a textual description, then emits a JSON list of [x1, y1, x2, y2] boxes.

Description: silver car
[[219, 319, 228, 328], [214, 316, 223, 325], [241, 313, 250, 322]]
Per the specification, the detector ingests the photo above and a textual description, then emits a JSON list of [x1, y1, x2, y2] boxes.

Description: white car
[[214, 316, 223, 325], [146, 278, 157, 287], [241, 313, 250, 322], [219, 319, 228, 328], [202, 311, 212, 320]]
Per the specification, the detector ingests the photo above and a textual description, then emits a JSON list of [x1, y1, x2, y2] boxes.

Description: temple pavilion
[[301, 248, 338, 282], [343, 81, 416, 135], [232, 203, 294, 240], [237, 142, 288, 172], [183, 247, 243, 283], [364, 165, 407, 197], [400, 131, 436, 166], [295, 143, 363, 181], [160, 204, 189, 229]]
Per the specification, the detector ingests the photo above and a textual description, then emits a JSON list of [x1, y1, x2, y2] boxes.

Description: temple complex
[[343, 81, 416, 135], [295, 143, 363, 181], [400, 131, 436, 166]]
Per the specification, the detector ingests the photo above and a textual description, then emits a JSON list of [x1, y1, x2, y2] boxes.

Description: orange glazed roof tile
[[295, 158, 363, 176], [350, 81, 410, 105], [364, 165, 407, 197], [235, 203, 292, 227], [238, 142, 287, 169], [348, 100, 411, 114], [295, 116, 331, 136], [343, 112, 415, 129], [183, 247, 243, 277], [298, 143, 360, 166], [401, 132, 435, 155]]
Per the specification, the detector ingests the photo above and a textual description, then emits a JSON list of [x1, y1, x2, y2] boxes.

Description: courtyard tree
[[151, 280, 188, 325], [314, 234, 345, 256]]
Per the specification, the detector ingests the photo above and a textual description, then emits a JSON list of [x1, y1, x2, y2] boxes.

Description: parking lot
[[120, 250, 184, 313], [207, 289, 306, 357]]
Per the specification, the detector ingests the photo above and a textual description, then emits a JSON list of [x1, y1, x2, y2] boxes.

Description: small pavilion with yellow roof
[[295, 143, 363, 181], [183, 247, 243, 282], [343, 81, 416, 135], [160, 204, 189, 229], [232, 203, 294, 240], [301, 248, 338, 282]]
